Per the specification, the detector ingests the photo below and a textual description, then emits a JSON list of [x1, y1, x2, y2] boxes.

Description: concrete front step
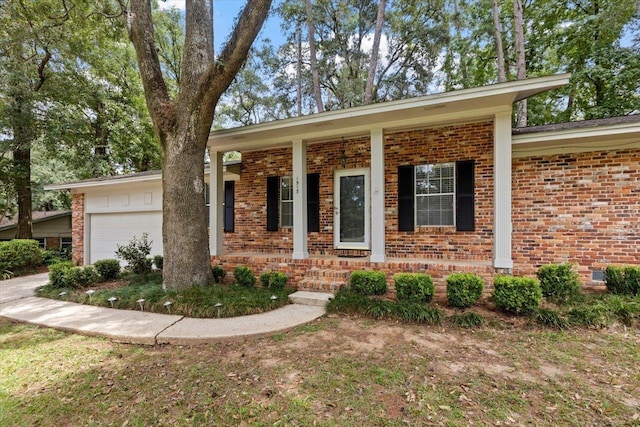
[[288, 291, 334, 307]]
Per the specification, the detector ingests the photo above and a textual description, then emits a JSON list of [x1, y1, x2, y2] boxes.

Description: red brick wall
[[512, 149, 640, 283], [225, 122, 494, 260], [384, 121, 495, 260], [71, 193, 84, 265]]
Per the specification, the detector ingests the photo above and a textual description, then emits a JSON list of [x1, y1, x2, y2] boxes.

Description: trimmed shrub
[[212, 265, 227, 283], [260, 271, 288, 290], [394, 273, 435, 303], [49, 262, 80, 289], [233, 265, 256, 287], [76, 266, 99, 287], [446, 273, 485, 308], [349, 270, 387, 296], [153, 255, 163, 270], [605, 266, 640, 296], [94, 259, 121, 281], [115, 233, 153, 275], [536, 263, 581, 303], [42, 248, 71, 266], [0, 239, 43, 274], [492, 276, 542, 315]]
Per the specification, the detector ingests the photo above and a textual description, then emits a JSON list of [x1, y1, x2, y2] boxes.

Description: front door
[[334, 169, 370, 249]]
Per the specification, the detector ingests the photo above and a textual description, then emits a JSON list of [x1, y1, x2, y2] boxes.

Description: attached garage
[[88, 211, 163, 265]]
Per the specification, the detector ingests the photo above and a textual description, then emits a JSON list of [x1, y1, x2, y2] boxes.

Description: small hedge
[[49, 262, 99, 289], [394, 273, 434, 303], [605, 265, 640, 296], [349, 270, 387, 296], [93, 259, 121, 281], [492, 275, 542, 315], [0, 239, 43, 275], [260, 271, 288, 290], [446, 273, 484, 308], [536, 263, 581, 303], [233, 265, 256, 287], [212, 265, 227, 283]]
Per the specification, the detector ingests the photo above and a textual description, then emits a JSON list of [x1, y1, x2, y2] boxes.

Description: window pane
[[414, 163, 455, 226], [281, 201, 293, 227], [340, 175, 365, 242]]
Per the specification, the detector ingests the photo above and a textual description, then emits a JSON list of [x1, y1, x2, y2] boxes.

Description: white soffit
[[512, 121, 640, 158], [208, 74, 570, 152]]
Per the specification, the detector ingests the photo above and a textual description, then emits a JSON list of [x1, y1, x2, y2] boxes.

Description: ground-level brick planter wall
[[225, 121, 494, 261], [512, 148, 640, 285], [71, 193, 84, 266]]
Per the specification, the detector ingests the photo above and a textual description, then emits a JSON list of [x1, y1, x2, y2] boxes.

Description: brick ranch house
[[47, 74, 640, 292]]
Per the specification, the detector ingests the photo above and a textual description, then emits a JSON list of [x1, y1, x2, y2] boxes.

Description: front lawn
[[36, 272, 295, 318]]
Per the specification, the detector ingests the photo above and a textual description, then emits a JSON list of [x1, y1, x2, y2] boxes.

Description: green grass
[[1, 315, 639, 426], [35, 272, 295, 318]]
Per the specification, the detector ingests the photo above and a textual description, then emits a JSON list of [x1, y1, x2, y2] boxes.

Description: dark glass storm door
[[334, 169, 370, 249]]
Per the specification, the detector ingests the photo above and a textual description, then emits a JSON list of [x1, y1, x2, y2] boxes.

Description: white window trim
[[415, 162, 456, 227], [280, 176, 293, 228]]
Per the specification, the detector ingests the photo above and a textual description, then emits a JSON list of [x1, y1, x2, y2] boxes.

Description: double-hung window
[[280, 176, 294, 227], [415, 162, 455, 226]]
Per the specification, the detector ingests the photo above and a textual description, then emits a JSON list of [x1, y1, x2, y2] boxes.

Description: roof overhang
[[512, 119, 640, 158], [208, 74, 571, 152]]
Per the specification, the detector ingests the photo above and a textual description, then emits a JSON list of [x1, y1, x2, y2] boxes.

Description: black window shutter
[[266, 176, 279, 231], [224, 181, 235, 232], [456, 160, 475, 231], [307, 173, 320, 232], [398, 165, 415, 231]]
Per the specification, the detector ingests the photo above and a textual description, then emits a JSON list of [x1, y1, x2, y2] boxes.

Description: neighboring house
[[0, 211, 72, 251], [46, 74, 640, 290]]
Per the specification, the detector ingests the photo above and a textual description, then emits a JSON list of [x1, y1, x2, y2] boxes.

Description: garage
[[88, 211, 163, 265]]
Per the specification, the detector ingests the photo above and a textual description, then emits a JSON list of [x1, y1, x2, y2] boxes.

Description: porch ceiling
[[208, 74, 570, 152]]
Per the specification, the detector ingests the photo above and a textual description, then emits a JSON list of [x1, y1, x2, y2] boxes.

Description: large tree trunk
[[514, 0, 527, 126], [162, 129, 212, 289], [363, 0, 386, 104], [492, 0, 507, 83], [306, 0, 324, 112], [13, 146, 32, 239]]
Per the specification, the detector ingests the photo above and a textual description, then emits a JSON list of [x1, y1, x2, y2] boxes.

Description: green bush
[[394, 273, 434, 303], [93, 259, 121, 281], [536, 263, 581, 303], [260, 271, 288, 290], [49, 262, 79, 289], [115, 233, 153, 275], [492, 276, 542, 315], [42, 247, 71, 266], [153, 255, 163, 270], [446, 273, 485, 308], [605, 266, 640, 296], [212, 265, 226, 283], [0, 239, 43, 274], [349, 270, 387, 296], [76, 266, 99, 287], [233, 265, 256, 287]]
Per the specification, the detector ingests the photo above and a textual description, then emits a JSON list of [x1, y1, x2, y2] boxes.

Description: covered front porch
[[212, 252, 496, 293]]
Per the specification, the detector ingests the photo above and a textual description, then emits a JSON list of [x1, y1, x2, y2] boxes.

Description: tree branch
[[32, 48, 51, 92]]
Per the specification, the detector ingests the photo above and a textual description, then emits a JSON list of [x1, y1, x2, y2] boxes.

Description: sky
[[159, 0, 285, 53]]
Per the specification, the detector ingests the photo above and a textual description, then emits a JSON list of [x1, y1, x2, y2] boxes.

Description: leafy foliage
[[349, 270, 388, 296], [0, 239, 43, 275], [492, 276, 542, 315], [212, 265, 227, 284], [115, 234, 153, 275], [93, 259, 121, 281], [446, 273, 485, 308], [535, 308, 570, 330], [394, 273, 435, 303], [48, 262, 98, 289], [233, 265, 257, 287], [153, 255, 163, 270], [449, 312, 485, 328], [605, 265, 640, 296], [260, 271, 288, 291], [536, 263, 581, 303]]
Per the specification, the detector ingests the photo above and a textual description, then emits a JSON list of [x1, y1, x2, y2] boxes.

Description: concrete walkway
[[0, 273, 326, 345]]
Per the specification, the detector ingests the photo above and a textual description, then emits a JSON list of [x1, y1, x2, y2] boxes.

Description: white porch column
[[209, 151, 224, 256], [493, 110, 514, 269], [292, 139, 309, 259], [370, 128, 386, 263]]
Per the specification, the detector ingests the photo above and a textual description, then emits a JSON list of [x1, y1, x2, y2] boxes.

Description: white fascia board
[[512, 121, 640, 157], [208, 74, 570, 151]]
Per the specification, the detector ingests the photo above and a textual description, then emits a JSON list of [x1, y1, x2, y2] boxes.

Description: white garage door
[[89, 212, 163, 265]]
